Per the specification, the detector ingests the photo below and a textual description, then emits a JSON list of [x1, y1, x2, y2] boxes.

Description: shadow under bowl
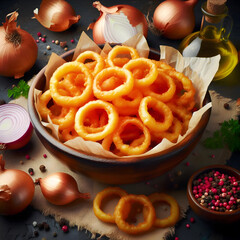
[[187, 164, 240, 224], [28, 47, 211, 184]]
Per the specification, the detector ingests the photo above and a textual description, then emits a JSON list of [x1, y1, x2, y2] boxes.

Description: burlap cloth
[[1, 88, 239, 240]]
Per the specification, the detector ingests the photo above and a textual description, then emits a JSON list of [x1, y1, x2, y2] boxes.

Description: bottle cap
[[207, 0, 227, 15]]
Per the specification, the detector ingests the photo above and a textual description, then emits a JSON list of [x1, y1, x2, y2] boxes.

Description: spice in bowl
[[187, 165, 240, 223], [192, 169, 240, 212]]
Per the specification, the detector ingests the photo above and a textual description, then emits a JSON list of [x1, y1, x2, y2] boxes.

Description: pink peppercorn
[[186, 223, 190, 228], [233, 181, 238, 186], [190, 217, 195, 223], [221, 188, 227, 193], [37, 32, 41, 37], [71, 39, 75, 43], [62, 225, 68, 233], [25, 154, 30, 160], [41, 38, 46, 43], [43, 154, 47, 158], [186, 162, 190, 166], [175, 237, 179, 240]]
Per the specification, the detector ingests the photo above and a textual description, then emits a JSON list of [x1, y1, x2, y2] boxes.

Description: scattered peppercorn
[[43, 154, 47, 158], [70, 39, 75, 43], [46, 45, 51, 50], [53, 232, 57, 237], [37, 222, 44, 230], [39, 164, 46, 172], [33, 230, 39, 237], [186, 223, 190, 228], [32, 221, 38, 227], [28, 168, 34, 175], [190, 217, 195, 223], [55, 40, 59, 45], [60, 41, 67, 48], [62, 225, 69, 233], [0, 99, 6, 105], [37, 32, 42, 37], [25, 154, 30, 160], [175, 237, 179, 240], [64, 47, 68, 51], [224, 103, 230, 110], [41, 38, 46, 43], [43, 222, 50, 231], [19, 160, 24, 165]]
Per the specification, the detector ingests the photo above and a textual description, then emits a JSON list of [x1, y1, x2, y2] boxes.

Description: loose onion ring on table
[[93, 187, 128, 223], [145, 193, 180, 228], [114, 194, 156, 235], [49, 62, 93, 107]]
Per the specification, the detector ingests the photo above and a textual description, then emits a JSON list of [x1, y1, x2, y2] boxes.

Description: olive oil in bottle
[[179, 1, 238, 81]]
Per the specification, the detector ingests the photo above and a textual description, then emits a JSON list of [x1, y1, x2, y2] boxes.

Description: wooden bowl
[[28, 47, 211, 184], [187, 164, 240, 224]]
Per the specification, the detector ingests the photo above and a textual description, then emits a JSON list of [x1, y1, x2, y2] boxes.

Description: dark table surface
[[0, 0, 240, 239]]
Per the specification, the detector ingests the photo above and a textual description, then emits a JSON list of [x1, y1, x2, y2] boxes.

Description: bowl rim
[[28, 46, 212, 166], [187, 164, 240, 216]]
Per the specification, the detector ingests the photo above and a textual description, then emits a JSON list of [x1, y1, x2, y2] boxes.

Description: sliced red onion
[[0, 103, 33, 149]]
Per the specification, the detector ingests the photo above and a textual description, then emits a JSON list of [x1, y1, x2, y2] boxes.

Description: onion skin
[[0, 155, 35, 215], [33, 0, 80, 32], [90, 1, 148, 44], [153, 0, 198, 40], [0, 12, 38, 79], [39, 172, 90, 205], [0, 103, 33, 150]]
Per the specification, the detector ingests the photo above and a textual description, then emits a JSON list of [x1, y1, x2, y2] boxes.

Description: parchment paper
[[34, 32, 220, 159]]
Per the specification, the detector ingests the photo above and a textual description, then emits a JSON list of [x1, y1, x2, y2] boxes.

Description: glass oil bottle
[[178, 1, 238, 81]]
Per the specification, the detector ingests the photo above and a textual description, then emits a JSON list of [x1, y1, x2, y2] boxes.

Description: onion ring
[[112, 89, 143, 109], [49, 62, 93, 107], [75, 50, 105, 77], [59, 127, 78, 142], [107, 45, 139, 67], [147, 193, 180, 228], [37, 90, 77, 129], [74, 100, 119, 141], [93, 187, 128, 223], [113, 117, 151, 155], [168, 102, 192, 135], [139, 96, 173, 132], [152, 118, 182, 143], [114, 194, 156, 234], [144, 69, 176, 102], [168, 69, 196, 106], [123, 58, 158, 87], [93, 67, 134, 101]]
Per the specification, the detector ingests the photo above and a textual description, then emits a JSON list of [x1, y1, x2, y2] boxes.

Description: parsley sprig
[[8, 79, 30, 99], [203, 119, 240, 152]]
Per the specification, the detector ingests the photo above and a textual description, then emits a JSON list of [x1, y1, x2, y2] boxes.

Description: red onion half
[[0, 104, 33, 150]]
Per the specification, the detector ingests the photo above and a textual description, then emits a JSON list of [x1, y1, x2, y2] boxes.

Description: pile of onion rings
[[93, 187, 180, 235], [37, 45, 197, 156]]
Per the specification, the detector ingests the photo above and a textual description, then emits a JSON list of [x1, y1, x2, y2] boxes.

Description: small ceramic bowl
[[187, 164, 240, 224], [28, 47, 211, 184]]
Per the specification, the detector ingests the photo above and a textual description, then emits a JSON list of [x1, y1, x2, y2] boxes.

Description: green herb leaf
[[8, 80, 30, 99], [203, 119, 240, 152]]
